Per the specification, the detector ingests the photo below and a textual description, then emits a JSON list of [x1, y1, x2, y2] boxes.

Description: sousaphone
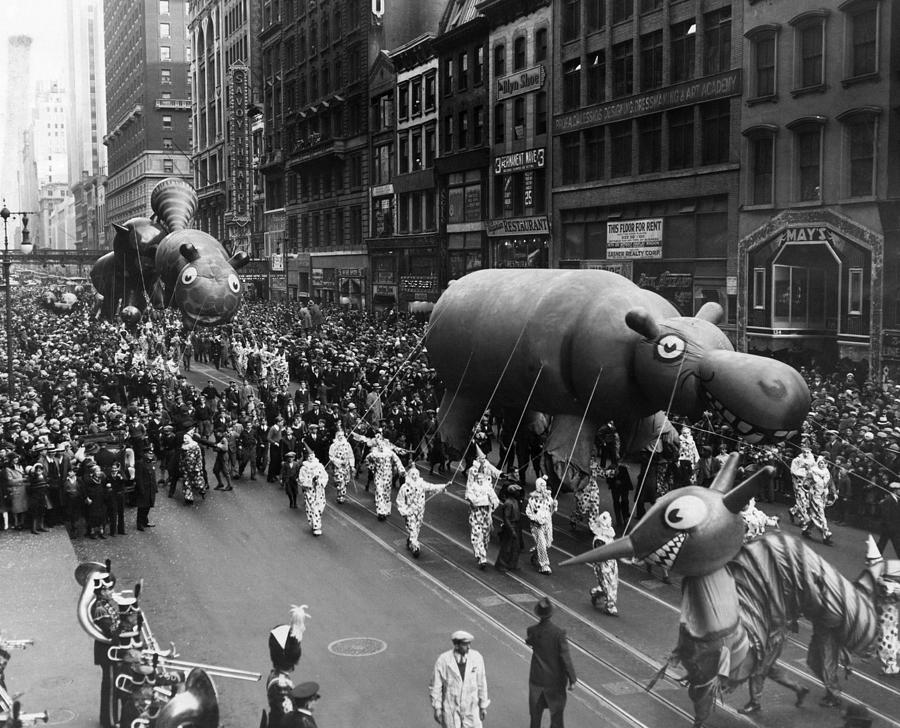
[[154, 669, 219, 728]]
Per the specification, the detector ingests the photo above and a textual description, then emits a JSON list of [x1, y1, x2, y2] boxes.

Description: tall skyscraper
[[67, 0, 108, 249], [1, 35, 33, 213], [103, 0, 192, 225], [32, 81, 71, 249]]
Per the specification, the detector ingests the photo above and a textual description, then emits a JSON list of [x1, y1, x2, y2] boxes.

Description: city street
[[3, 359, 899, 727]]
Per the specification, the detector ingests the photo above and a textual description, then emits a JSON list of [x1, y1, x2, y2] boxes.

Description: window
[[535, 29, 548, 62], [443, 115, 454, 150], [494, 44, 505, 77], [162, 114, 173, 129], [668, 107, 694, 170], [425, 189, 436, 230], [848, 268, 863, 314], [399, 133, 409, 173], [513, 36, 526, 70], [425, 73, 436, 110], [587, 0, 605, 31], [160, 46, 171, 61], [458, 51, 469, 90], [562, 133, 581, 184], [411, 131, 423, 171], [753, 269, 766, 309], [797, 19, 824, 88], [752, 32, 776, 97], [513, 98, 525, 138], [373, 144, 392, 184], [159, 22, 170, 38], [159, 0, 169, 14], [748, 132, 775, 205], [700, 100, 730, 165], [350, 154, 363, 188], [163, 137, 173, 150], [610, 121, 632, 177], [848, 6, 877, 77], [163, 158, 174, 173], [612, 41, 633, 98], [535, 92, 547, 135], [494, 102, 505, 143], [612, 0, 632, 24], [795, 126, 822, 201], [703, 7, 731, 75], [411, 78, 422, 115], [372, 197, 393, 236], [640, 30, 663, 91], [638, 114, 662, 173], [563, 59, 581, 111], [587, 52, 605, 104], [458, 111, 469, 148], [640, 0, 662, 11], [563, 0, 581, 42], [585, 127, 604, 180], [425, 126, 436, 167], [671, 20, 696, 84], [474, 46, 484, 85], [474, 106, 484, 144], [846, 115, 875, 197], [398, 83, 409, 120], [442, 57, 453, 95], [161, 68, 172, 84]]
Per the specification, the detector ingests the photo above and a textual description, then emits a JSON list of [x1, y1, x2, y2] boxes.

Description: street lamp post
[[1, 202, 35, 396]]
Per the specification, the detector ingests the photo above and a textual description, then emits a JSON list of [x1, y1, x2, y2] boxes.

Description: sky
[[0, 0, 68, 207]]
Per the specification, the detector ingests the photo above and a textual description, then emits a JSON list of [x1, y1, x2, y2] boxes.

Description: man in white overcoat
[[430, 631, 490, 728]]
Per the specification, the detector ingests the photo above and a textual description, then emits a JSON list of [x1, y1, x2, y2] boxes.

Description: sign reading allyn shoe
[[497, 64, 547, 101], [553, 69, 742, 134]]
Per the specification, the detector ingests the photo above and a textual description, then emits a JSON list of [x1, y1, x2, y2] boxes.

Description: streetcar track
[[340, 491, 706, 727]]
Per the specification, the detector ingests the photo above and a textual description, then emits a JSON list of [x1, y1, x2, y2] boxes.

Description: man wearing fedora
[[877, 482, 900, 558], [430, 631, 490, 727], [526, 598, 576, 728]]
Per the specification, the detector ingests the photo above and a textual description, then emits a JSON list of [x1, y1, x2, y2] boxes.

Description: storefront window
[[773, 264, 827, 328], [753, 268, 766, 309], [848, 268, 863, 315], [495, 238, 548, 268], [373, 256, 395, 284]]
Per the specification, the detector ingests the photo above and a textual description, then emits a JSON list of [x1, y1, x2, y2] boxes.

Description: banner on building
[[271, 253, 284, 272], [226, 63, 251, 247], [606, 218, 663, 259]]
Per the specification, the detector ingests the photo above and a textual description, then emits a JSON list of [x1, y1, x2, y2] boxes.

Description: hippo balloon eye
[[655, 334, 686, 362], [664, 495, 708, 530], [180, 266, 198, 285], [228, 273, 241, 294]]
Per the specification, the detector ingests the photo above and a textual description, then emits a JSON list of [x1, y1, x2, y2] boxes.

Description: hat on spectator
[[451, 630, 473, 643], [534, 597, 554, 618], [890, 482, 900, 490], [292, 681, 320, 702]]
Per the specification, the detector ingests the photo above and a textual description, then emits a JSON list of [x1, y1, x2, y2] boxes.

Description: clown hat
[[866, 534, 883, 565]]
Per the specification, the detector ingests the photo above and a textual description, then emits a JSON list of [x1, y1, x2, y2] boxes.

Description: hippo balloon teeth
[[701, 388, 789, 444], [645, 532, 687, 571]]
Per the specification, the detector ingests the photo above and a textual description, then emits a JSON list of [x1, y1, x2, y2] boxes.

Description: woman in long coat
[[83, 463, 109, 539], [3, 453, 28, 530], [27, 463, 50, 533]]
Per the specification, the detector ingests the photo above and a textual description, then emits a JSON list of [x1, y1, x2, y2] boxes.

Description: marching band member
[[587, 511, 618, 616], [355, 431, 404, 521], [267, 605, 311, 728], [89, 570, 120, 728], [327, 429, 355, 505], [299, 449, 328, 536], [465, 450, 500, 570], [395, 466, 446, 558], [526, 477, 557, 575]]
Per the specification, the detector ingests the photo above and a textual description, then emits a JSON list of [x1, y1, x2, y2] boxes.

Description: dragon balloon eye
[[664, 495, 708, 530], [656, 334, 686, 361], [180, 266, 198, 285], [227, 273, 241, 293]]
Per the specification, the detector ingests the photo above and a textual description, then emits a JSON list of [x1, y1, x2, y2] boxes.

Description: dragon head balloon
[[563, 454, 772, 576]]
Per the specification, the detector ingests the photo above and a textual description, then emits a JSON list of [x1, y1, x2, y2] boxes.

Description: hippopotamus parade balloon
[[425, 269, 810, 455], [90, 177, 248, 327]]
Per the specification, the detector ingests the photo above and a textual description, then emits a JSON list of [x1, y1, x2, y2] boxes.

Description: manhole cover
[[40, 677, 73, 690], [46, 708, 77, 725], [327, 637, 387, 657]]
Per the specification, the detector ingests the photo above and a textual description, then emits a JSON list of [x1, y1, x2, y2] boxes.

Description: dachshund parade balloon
[[425, 269, 811, 460], [90, 178, 248, 327], [564, 456, 891, 727]]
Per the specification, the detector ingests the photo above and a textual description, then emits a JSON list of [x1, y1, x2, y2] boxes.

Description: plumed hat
[[268, 604, 311, 669]]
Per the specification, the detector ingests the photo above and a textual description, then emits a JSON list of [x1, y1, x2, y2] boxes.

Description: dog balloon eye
[[180, 267, 198, 285], [228, 274, 241, 293], [656, 334, 686, 361], [664, 495, 708, 530]]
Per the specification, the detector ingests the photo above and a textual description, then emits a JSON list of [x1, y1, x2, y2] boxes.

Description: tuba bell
[[75, 561, 116, 643], [154, 669, 219, 728]]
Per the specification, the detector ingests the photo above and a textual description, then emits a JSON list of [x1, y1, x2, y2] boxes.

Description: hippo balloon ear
[[625, 308, 660, 341], [229, 250, 250, 269], [179, 243, 200, 262], [695, 302, 724, 324]]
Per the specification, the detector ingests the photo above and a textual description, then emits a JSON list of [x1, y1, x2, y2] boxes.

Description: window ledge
[[741, 203, 776, 211], [842, 72, 880, 88], [746, 94, 778, 107], [837, 195, 878, 204], [791, 199, 823, 208], [790, 83, 827, 98]]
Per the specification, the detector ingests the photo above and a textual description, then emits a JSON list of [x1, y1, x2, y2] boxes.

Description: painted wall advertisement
[[606, 218, 663, 259]]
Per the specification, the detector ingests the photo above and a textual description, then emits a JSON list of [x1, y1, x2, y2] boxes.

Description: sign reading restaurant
[[497, 64, 546, 101], [606, 218, 663, 260], [494, 147, 545, 174], [487, 216, 550, 237], [553, 69, 742, 134]]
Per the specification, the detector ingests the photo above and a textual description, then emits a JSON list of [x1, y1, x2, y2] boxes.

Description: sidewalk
[[0, 526, 96, 727]]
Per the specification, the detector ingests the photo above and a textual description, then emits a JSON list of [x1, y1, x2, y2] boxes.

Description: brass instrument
[[154, 669, 219, 728], [108, 649, 259, 682], [75, 561, 118, 643], [0, 701, 49, 727]]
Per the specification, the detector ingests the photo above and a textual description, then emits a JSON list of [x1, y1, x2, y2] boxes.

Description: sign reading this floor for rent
[[606, 218, 664, 259]]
